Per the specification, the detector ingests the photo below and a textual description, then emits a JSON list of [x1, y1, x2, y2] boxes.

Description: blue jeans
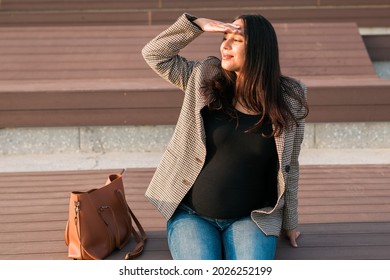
[[167, 204, 277, 260]]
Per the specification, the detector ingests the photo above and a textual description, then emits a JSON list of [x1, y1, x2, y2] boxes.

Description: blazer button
[[285, 165, 290, 173], [182, 179, 191, 186]]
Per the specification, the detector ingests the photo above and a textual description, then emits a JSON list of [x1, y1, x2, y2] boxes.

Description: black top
[[183, 107, 279, 219]]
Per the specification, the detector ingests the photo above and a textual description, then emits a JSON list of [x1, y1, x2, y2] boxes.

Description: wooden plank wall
[[1, 22, 389, 127], [0, 23, 377, 81], [0, 165, 389, 260], [0, 0, 389, 27]]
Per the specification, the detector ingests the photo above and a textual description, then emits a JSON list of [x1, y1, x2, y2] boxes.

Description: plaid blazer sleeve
[[282, 82, 307, 230], [141, 13, 204, 91]]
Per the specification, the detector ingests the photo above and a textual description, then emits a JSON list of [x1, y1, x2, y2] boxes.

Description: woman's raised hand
[[193, 18, 242, 34]]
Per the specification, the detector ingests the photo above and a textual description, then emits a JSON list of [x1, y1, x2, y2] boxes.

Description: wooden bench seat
[[0, 165, 389, 260], [0, 22, 389, 128], [1, 0, 389, 27]]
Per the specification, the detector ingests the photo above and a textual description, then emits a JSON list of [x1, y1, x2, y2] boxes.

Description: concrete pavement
[[1, 148, 389, 173]]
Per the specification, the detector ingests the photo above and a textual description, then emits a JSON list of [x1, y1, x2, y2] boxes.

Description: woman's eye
[[221, 36, 242, 42]]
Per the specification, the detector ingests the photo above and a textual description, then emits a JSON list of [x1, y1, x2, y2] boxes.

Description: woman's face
[[220, 19, 246, 76]]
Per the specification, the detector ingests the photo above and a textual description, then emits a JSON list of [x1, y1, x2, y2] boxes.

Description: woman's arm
[[142, 14, 241, 91], [141, 14, 203, 91], [282, 117, 305, 247], [282, 83, 308, 247]]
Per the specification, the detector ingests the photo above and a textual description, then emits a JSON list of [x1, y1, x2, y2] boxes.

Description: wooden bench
[[0, 22, 389, 128], [0, 0, 389, 27], [0, 165, 389, 260]]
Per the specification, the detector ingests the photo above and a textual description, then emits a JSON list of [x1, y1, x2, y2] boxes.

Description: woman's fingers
[[221, 23, 242, 34], [282, 229, 301, 248], [210, 22, 241, 34], [289, 231, 301, 248], [194, 18, 242, 34]]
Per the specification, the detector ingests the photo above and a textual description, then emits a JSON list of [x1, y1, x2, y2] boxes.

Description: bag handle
[[114, 189, 147, 259], [125, 206, 147, 260]]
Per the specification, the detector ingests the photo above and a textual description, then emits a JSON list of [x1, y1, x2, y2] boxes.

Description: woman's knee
[[167, 207, 223, 260], [223, 216, 277, 260]]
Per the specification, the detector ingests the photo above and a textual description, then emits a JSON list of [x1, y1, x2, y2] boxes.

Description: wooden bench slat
[[301, 166, 390, 175], [0, 218, 167, 233], [0, 58, 374, 74], [2, 177, 389, 192], [1, 165, 390, 259], [1, 5, 389, 27], [2, 0, 389, 10], [276, 244, 390, 260], [3, 205, 390, 224], [1, 0, 160, 10], [302, 178, 390, 185], [0, 253, 66, 260], [0, 45, 368, 56], [0, 21, 374, 47], [1, 104, 389, 126], [280, 233, 390, 247], [0, 32, 365, 44], [0, 210, 162, 223], [300, 204, 390, 214], [299, 189, 390, 198], [298, 222, 390, 234], [321, 0, 390, 5], [300, 197, 390, 207], [150, 8, 390, 27], [0, 67, 378, 80], [307, 104, 390, 122], [0, 108, 181, 126], [0, 202, 156, 216], [300, 213, 390, 224], [0, 240, 72, 255], [0, 230, 63, 243]]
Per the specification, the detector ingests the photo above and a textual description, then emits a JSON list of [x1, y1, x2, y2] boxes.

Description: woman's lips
[[222, 54, 233, 60]]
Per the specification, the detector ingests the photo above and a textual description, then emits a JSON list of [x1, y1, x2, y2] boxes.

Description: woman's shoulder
[[197, 56, 221, 67], [280, 76, 308, 118], [280, 76, 307, 98], [193, 56, 221, 76]]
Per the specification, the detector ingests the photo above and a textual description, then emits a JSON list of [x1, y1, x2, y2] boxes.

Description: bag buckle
[[74, 201, 80, 216]]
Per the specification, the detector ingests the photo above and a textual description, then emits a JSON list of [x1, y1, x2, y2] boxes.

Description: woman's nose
[[222, 39, 232, 49]]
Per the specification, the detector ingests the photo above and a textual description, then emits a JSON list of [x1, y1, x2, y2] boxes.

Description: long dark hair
[[202, 14, 308, 136]]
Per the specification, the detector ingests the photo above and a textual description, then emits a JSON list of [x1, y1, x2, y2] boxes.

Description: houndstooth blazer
[[142, 13, 307, 236]]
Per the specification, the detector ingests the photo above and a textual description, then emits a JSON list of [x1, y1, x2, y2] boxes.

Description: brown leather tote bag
[[64, 173, 146, 260]]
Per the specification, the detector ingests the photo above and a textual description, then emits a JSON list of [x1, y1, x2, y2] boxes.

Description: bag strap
[[98, 205, 122, 249], [115, 189, 147, 260], [124, 206, 147, 260]]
